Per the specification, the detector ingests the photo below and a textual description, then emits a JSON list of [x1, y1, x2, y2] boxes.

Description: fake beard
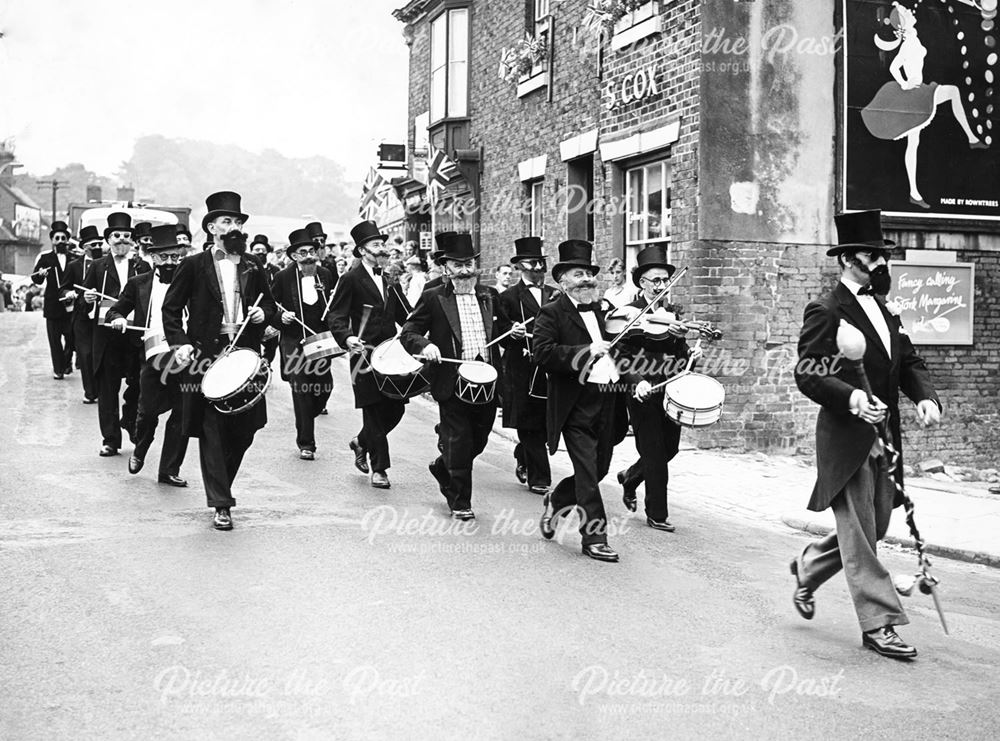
[[451, 274, 478, 294], [89, 247, 103, 259], [863, 264, 892, 296], [221, 230, 248, 255], [156, 264, 177, 284], [299, 257, 318, 276], [565, 277, 599, 304], [54, 243, 68, 254]]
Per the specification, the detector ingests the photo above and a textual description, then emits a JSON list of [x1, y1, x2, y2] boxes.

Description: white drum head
[[459, 362, 498, 384], [202, 349, 259, 398], [666, 373, 725, 407], [371, 339, 422, 374]]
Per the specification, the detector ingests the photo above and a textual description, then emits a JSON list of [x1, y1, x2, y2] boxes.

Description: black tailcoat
[[499, 280, 559, 429]]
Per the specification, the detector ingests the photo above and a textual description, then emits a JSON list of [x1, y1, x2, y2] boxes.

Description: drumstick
[[647, 338, 703, 394], [412, 354, 490, 367], [483, 316, 534, 350], [274, 301, 315, 335], [73, 283, 118, 302], [224, 294, 263, 355]]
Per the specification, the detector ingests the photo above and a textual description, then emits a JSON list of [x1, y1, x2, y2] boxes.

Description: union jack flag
[[427, 145, 460, 193]]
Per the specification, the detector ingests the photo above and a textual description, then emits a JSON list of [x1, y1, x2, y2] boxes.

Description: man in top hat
[[106, 225, 189, 487], [615, 244, 700, 532], [327, 220, 413, 489], [421, 231, 456, 293], [499, 237, 560, 495], [82, 212, 144, 455], [399, 233, 516, 520], [31, 220, 76, 379], [791, 209, 941, 659], [63, 225, 106, 402], [175, 223, 193, 249], [270, 228, 336, 460], [162, 191, 277, 531], [131, 222, 155, 274], [249, 234, 280, 282], [307, 221, 340, 287], [534, 240, 628, 563]]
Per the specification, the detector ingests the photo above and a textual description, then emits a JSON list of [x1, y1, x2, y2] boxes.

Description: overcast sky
[[0, 0, 409, 180]]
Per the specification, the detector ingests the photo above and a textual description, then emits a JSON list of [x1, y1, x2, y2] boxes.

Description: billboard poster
[[13, 204, 40, 241], [888, 259, 975, 344], [844, 0, 1000, 221]]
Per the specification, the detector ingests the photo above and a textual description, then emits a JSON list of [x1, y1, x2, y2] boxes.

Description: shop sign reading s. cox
[[604, 64, 661, 111]]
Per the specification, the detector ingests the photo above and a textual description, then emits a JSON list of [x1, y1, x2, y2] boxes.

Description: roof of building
[[393, 0, 433, 23], [0, 183, 42, 210]]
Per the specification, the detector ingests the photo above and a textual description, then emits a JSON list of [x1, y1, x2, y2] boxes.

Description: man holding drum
[[328, 220, 413, 490], [106, 225, 189, 487], [82, 212, 144, 457], [400, 232, 516, 521], [270, 228, 336, 461], [534, 240, 628, 562], [162, 191, 276, 531], [616, 244, 699, 533], [499, 237, 559, 495]]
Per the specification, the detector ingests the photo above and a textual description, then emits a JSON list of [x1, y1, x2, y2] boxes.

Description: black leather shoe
[[515, 463, 527, 484], [300, 449, 315, 461], [539, 494, 555, 540], [583, 543, 620, 562], [319, 407, 328, 415], [128, 456, 143, 474], [450, 509, 475, 521], [862, 627, 917, 660], [157, 474, 188, 488], [790, 559, 815, 620], [429, 459, 449, 497], [646, 517, 675, 532], [529, 484, 549, 495], [53, 373, 64, 380], [371, 471, 391, 489], [213, 508, 233, 531], [99, 445, 119, 457], [349, 438, 369, 473], [618, 470, 637, 512], [82, 397, 97, 404]]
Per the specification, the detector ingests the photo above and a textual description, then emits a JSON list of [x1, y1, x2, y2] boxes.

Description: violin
[[604, 306, 723, 340]]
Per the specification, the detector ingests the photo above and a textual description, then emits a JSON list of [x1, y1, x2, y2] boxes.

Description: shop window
[[565, 155, 594, 242], [611, 1, 662, 52], [430, 7, 469, 123], [527, 179, 545, 238], [625, 158, 671, 251]]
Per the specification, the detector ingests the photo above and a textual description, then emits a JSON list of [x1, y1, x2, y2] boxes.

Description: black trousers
[[262, 334, 279, 365], [199, 405, 256, 509], [513, 428, 551, 487], [46, 317, 74, 374], [73, 323, 96, 401], [627, 393, 682, 522], [551, 386, 618, 546], [358, 398, 406, 473], [434, 396, 498, 510], [290, 366, 333, 451], [95, 350, 140, 449], [134, 361, 188, 477]]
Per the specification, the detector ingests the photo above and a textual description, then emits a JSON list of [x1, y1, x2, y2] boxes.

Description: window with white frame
[[528, 180, 545, 237], [618, 1, 656, 29], [430, 7, 469, 123], [529, 0, 550, 76], [625, 158, 671, 247]]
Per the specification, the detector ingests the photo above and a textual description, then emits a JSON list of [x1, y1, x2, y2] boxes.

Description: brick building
[[391, 0, 999, 468]]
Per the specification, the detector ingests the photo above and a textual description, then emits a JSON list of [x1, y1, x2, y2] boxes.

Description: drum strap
[[294, 269, 308, 342]]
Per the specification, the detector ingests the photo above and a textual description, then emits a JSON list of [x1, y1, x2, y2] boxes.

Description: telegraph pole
[[36, 179, 68, 225]]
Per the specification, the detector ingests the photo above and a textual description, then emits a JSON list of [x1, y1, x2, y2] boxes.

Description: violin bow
[[607, 266, 688, 349]]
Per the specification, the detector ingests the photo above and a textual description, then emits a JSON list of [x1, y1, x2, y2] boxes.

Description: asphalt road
[[2, 313, 998, 740]]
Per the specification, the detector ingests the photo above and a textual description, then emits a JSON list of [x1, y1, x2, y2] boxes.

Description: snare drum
[[369, 338, 430, 400], [143, 331, 171, 361], [662, 372, 725, 428], [201, 348, 272, 415], [455, 361, 498, 405], [301, 330, 343, 360]]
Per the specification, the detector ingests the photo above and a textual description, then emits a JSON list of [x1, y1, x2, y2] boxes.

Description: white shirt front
[[148, 278, 168, 335], [522, 278, 542, 309], [112, 256, 129, 293], [362, 260, 385, 302], [213, 249, 244, 326], [568, 294, 604, 344], [842, 277, 891, 357], [568, 294, 619, 384], [300, 275, 319, 306]]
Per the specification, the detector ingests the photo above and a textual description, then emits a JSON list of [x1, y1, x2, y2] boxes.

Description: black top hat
[[430, 230, 457, 262], [249, 234, 272, 252], [175, 223, 192, 239], [305, 221, 327, 241], [133, 222, 154, 241], [828, 209, 895, 256], [631, 243, 676, 286], [287, 228, 315, 252], [510, 236, 546, 264], [78, 225, 101, 245], [350, 220, 388, 257], [202, 191, 249, 232], [146, 224, 184, 252], [435, 232, 479, 264], [104, 212, 133, 239], [551, 240, 599, 281], [49, 221, 70, 239]]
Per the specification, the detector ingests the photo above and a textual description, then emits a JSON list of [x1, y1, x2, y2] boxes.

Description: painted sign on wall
[[888, 260, 975, 344], [604, 65, 661, 111], [844, 0, 1000, 221]]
